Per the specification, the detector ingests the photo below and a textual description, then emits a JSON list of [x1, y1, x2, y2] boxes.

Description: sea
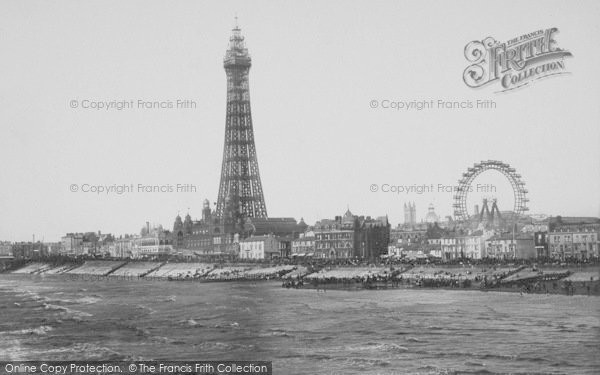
[[0, 274, 598, 374]]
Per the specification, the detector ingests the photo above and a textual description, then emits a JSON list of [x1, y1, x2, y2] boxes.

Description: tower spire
[[216, 22, 268, 221]]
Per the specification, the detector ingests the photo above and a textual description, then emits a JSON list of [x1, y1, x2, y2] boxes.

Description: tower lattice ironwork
[[216, 21, 268, 220]]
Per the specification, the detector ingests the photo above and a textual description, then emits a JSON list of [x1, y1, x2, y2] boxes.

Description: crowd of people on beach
[[4, 255, 599, 295]]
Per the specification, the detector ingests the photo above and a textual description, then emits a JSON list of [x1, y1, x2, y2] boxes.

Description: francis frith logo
[[463, 28, 572, 92]]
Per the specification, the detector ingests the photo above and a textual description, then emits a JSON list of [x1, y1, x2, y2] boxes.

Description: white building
[[239, 235, 280, 260], [464, 230, 494, 259], [131, 231, 173, 258]]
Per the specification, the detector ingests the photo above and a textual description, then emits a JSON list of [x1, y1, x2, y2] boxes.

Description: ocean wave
[[152, 336, 170, 344], [415, 365, 457, 374], [549, 359, 574, 367], [196, 341, 233, 351], [212, 321, 240, 330], [416, 365, 499, 375], [426, 325, 445, 330], [75, 295, 102, 304], [21, 291, 102, 307], [346, 357, 391, 368], [464, 360, 486, 367], [178, 319, 204, 327], [7, 325, 53, 336], [469, 353, 516, 361], [347, 342, 409, 354], [39, 343, 125, 360], [193, 314, 225, 320], [170, 340, 189, 345], [135, 304, 157, 315], [259, 328, 292, 338], [42, 303, 93, 321], [42, 303, 68, 312]]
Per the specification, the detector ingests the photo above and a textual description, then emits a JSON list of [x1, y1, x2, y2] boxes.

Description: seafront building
[[313, 209, 390, 259], [547, 217, 600, 259], [61, 233, 84, 256], [60, 231, 114, 257], [171, 199, 238, 258], [463, 231, 491, 259], [170, 199, 306, 259], [131, 228, 173, 259], [291, 232, 316, 258], [390, 226, 427, 247], [46, 212, 600, 262], [484, 234, 536, 259], [239, 235, 280, 260], [18, 214, 600, 262], [0, 241, 13, 257], [313, 211, 358, 259], [436, 230, 493, 260], [110, 236, 136, 258], [534, 231, 549, 258], [11, 242, 48, 259], [277, 236, 293, 258]]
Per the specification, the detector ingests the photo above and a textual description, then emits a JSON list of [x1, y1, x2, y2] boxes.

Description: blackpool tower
[[216, 20, 268, 221]]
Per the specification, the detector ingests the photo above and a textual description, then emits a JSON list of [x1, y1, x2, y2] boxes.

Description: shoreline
[[3, 259, 599, 296], [4, 271, 599, 297]]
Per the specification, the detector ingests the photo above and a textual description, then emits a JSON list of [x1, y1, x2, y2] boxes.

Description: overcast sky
[[1, 0, 599, 241]]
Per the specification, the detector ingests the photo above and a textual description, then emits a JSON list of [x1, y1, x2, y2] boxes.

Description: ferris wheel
[[453, 160, 529, 222]]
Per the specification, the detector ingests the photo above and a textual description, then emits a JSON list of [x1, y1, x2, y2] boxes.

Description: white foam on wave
[[0, 336, 27, 361], [259, 328, 292, 338], [135, 304, 157, 315], [4, 342, 125, 360], [346, 357, 392, 368], [76, 296, 102, 304], [41, 303, 93, 320], [7, 325, 54, 336], [43, 303, 68, 312], [196, 341, 233, 351], [178, 319, 203, 327], [348, 342, 409, 353]]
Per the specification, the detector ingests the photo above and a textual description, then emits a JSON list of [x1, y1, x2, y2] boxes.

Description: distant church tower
[[172, 214, 184, 247], [202, 199, 212, 222], [215, 18, 268, 221], [404, 202, 416, 225]]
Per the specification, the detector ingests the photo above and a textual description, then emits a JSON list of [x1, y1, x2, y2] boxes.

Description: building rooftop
[[240, 235, 277, 243]]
